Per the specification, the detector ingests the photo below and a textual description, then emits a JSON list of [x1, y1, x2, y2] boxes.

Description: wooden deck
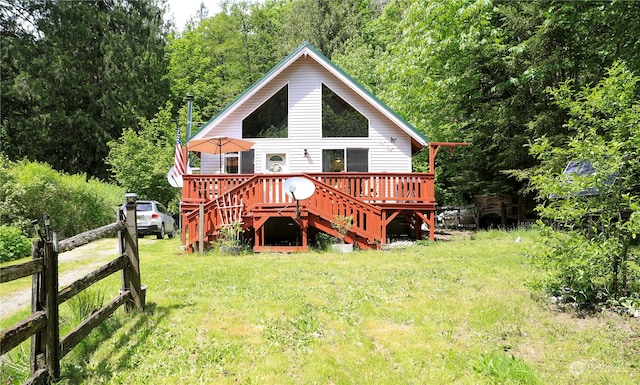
[[180, 172, 437, 252]]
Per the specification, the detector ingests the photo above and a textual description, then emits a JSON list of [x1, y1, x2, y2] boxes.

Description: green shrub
[[0, 157, 125, 239], [523, 63, 640, 308], [0, 225, 32, 263]]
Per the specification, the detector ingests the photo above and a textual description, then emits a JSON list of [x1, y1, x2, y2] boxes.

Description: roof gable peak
[[190, 42, 428, 148]]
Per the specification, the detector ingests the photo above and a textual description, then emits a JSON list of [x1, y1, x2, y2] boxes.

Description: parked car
[[123, 200, 176, 239]]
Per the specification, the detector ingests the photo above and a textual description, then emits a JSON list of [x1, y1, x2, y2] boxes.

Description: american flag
[[173, 123, 186, 178]]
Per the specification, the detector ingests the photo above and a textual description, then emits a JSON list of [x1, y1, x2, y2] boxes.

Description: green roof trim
[[189, 42, 429, 145]]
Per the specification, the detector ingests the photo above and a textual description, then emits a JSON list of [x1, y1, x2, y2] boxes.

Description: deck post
[[428, 212, 435, 241], [199, 203, 205, 255]]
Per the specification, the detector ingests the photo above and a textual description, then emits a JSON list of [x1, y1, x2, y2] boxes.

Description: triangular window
[[322, 84, 368, 137], [243, 85, 288, 138]]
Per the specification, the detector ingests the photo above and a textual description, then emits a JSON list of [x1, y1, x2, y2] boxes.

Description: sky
[[164, 0, 222, 30]]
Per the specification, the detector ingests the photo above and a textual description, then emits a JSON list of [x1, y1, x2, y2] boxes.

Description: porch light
[[304, 149, 308, 156]]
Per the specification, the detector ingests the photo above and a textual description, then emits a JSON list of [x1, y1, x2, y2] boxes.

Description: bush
[[0, 156, 125, 239], [0, 225, 31, 263], [524, 63, 640, 308]]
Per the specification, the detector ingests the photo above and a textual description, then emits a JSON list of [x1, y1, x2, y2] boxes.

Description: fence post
[[122, 193, 144, 312], [30, 239, 45, 375], [43, 238, 60, 378]]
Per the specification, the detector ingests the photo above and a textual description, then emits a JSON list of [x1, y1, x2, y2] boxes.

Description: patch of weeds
[[0, 344, 30, 384], [64, 288, 106, 326], [263, 304, 322, 352], [473, 352, 541, 384], [313, 232, 337, 251], [194, 339, 243, 371], [413, 239, 432, 246], [608, 294, 640, 317]]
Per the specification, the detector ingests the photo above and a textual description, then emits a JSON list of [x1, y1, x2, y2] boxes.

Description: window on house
[[224, 152, 239, 174], [322, 84, 368, 138], [322, 148, 368, 172], [243, 85, 288, 138], [346, 148, 368, 172], [323, 149, 344, 172]]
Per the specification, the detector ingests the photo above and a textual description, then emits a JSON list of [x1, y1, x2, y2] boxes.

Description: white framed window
[[266, 153, 285, 173], [322, 148, 368, 172]]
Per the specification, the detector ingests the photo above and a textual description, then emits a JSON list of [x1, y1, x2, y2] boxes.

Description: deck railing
[[182, 172, 435, 204], [181, 173, 436, 251]]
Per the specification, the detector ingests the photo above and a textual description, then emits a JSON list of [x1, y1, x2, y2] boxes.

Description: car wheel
[[167, 226, 175, 238], [157, 224, 165, 240]]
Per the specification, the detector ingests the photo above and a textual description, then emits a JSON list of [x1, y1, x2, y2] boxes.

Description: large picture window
[[322, 84, 368, 137], [243, 85, 288, 138], [322, 148, 369, 172]]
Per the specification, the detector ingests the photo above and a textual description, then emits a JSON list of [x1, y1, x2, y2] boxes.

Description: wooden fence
[[0, 193, 144, 384]]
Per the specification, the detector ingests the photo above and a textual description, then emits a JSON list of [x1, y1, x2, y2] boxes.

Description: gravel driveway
[[0, 238, 120, 319]]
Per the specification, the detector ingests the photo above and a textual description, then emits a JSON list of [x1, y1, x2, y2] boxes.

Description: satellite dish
[[167, 166, 193, 188], [283, 177, 316, 200]]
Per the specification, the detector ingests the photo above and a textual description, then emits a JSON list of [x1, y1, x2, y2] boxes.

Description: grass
[[1, 230, 639, 384]]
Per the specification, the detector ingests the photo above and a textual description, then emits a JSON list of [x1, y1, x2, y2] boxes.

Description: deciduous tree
[[526, 63, 640, 308]]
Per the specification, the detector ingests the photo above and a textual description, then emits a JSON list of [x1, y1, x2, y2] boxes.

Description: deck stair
[[181, 173, 436, 252]]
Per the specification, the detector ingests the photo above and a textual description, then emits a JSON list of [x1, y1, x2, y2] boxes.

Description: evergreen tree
[[1, 0, 170, 180]]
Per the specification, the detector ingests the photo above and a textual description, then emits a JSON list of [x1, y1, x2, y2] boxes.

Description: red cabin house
[[180, 43, 462, 252]]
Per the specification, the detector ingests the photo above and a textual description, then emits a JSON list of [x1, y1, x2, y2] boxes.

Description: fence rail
[[0, 193, 144, 385]]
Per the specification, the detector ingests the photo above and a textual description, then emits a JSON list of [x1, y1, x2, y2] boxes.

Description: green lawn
[[2, 230, 639, 384]]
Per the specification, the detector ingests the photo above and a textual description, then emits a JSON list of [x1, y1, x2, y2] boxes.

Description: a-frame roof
[[189, 42, 429, 149]]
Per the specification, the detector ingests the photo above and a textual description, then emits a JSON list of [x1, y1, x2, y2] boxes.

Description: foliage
[[0, 225, 31, 263], [0, 156, 124, 238], [217, 221, 244, 248], [333, 0, 640, 205], [313, 231, 338, 251], [331, 214, 353, 243], [473, 353, 542, 385], [106, 103, 181, 212], [0, 0, 170, 180], [526, 62, 640, 308], [5, 0, 640, 207], [65, 288, 106, 325]]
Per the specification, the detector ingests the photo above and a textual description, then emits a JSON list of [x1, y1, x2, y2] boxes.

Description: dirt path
[[0, 238, 120, 319]]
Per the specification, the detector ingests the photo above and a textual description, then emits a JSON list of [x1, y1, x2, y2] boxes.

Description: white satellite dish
[[167, 166, 193, 188], [283, 177, 316, 200]]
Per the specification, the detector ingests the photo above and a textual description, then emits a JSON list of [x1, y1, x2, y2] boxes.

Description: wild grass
[[2, 230, 639, 384]]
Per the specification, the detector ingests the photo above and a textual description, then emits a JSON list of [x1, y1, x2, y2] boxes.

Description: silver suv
[[133, 200, 176, 239]]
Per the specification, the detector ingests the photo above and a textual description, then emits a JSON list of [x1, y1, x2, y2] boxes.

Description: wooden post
[[30, 239, 45, 375], [428, 142, 470, 173], [43, 239, 60, 379], [199, 203, 205, 256], [122, 193, 143, 312], [428, 212, 435, 241]]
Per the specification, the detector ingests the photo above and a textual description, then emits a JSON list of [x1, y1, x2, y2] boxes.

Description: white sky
[[164, 0, 222, 30]]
